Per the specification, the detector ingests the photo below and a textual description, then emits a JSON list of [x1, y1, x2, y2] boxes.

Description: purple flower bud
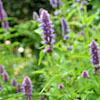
[[11, 78, 17, 86], [67, 46, 73, 50], [81, 1, 88, 5], [79, 7, 84, 10], [0, 64, 4, 73], [47, 48, 52, 53], [16, 83, 22, 93], [54, 10, 62, 16], [23, 76, 32, 100], [3, 72, 9, 82], [39, 8, 44, 15], [61, 17, 70, 38], [64, 35, 70, 40], [49, 0, 58, 8], [73, 0, 76, 2], [0, 84, 3, 89], [89, 40, 99, 66], [58, 84, 64, 89], [82, 70, 89, 78], [74, 99, 79, 100], [49, 0, 62, 8], [33, 11, 39, 21]]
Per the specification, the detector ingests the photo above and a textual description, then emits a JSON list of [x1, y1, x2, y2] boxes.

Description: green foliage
[[3, 0, 53, 24], [0, 0, 100, 100]]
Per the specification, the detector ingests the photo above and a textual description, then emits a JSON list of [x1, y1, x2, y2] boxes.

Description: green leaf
[[38, 51, 45, 66]]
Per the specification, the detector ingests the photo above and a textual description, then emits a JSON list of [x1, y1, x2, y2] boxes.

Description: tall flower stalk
[[0, 0, 9, 30], [89, 40, 100, 74], [89, 40, 99, 66], [40, 10, 56, 53], [23, 76, 32, 100]]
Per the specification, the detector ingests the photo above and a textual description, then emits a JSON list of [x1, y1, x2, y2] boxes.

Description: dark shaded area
[[3, 0, 53, 25]]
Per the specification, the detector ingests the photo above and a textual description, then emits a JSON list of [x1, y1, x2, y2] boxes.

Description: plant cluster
[[0, 0, 100, 100]]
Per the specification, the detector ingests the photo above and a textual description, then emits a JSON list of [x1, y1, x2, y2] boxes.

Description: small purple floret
[[61, 17, 70, 39], [67, 46, 73, 50], [58, 84, 64, 89], [64, 35, 70, 40], [82, 70, 89, 78]]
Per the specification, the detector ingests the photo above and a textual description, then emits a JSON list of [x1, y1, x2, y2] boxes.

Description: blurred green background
[[3, 0, 53, 25]]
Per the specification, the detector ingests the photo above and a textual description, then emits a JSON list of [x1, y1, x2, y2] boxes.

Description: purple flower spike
[[23, 76, 32, 100], [33, 11, 39, 21], [74, 99, 79, 100], [3, 72, 9, 82], [58, 84, 64, 89], [16, 83, 22, 93], [61, 17, 70, 39], [0, 64, 4, 73], [0, 0, 9, 30], [40, 10, 55, 52], [89, 40, 99, 66], [11, 78, 17, 86], [82, 70, 89, 78]]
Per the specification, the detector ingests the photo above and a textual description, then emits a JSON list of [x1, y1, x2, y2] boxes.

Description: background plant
[[0, 0, 100, 100]]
